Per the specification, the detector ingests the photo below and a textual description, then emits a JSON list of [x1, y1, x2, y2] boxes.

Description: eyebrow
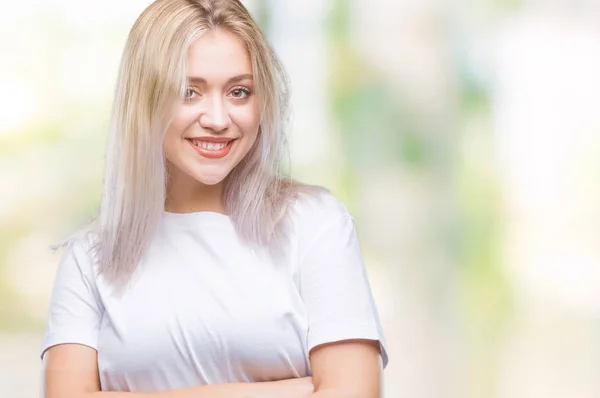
[[187, 74, 253, 85]]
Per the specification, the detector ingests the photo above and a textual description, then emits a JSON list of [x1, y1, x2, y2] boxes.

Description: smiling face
[[164, 29, 260, 188]]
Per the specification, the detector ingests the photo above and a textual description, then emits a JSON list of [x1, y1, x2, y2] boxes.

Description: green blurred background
[[2, 0, 600, 397]]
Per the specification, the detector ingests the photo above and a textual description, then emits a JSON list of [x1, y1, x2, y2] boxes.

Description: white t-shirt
[[40, 191, 389, 392]]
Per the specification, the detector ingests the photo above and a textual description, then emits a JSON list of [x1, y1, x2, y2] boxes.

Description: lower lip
[[187, 139, 235, 159]]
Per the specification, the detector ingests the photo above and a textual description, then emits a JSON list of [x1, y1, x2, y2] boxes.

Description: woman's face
[[164, 29, 260, 187]]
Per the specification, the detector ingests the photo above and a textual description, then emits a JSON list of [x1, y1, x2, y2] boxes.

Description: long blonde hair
[[54, 0, 324, 292]]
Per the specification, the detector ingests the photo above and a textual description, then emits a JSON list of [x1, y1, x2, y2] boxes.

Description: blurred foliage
[[326, 0, 426, 174], [453, 29, 514, 398], [325, 1, 513, 396]]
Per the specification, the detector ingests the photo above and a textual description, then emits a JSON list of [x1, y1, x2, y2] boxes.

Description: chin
[[193, 171, 229, 186], [198, 178, 224, 186]]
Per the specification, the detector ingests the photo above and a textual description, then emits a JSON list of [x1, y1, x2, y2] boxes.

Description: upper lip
[[186, 137, 236, 143]]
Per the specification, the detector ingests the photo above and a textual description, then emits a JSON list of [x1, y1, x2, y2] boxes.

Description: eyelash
[[184, 88, 199, 100], [184, 87, 252, 101], [229, 86, 251, 99]]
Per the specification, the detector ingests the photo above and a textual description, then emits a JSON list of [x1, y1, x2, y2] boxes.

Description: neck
[[165, 170, 227, 215]]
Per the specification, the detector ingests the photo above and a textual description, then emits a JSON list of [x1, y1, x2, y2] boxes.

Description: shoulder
[[52, 224, 100, 277], [285, 186, 355, 247], [289, 187, 352, 224]]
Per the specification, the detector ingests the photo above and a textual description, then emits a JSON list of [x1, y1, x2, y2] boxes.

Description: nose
[[198, 95, 230, 133]]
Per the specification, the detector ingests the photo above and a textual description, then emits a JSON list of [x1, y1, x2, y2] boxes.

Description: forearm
[[43, 346, 314, 398], [306, 391, 362, 398], [82, 378, 312, 398], [89, 383, 266, 398]]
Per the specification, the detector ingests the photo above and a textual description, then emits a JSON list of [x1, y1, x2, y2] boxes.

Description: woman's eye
[[229, 87, 251, 99], [185, 88, 199, 100]]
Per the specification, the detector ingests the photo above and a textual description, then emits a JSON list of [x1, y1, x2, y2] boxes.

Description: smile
[[186, 138, 235, 159]]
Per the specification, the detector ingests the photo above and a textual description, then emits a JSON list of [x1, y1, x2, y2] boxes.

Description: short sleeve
[[295, 193, 389, 369], [40, 239, 104, 360]]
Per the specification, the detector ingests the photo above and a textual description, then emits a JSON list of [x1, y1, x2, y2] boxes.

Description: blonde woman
[[40, 0, 388, 397]]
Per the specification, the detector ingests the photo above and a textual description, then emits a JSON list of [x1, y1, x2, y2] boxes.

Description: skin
[[163, 29, 260, 214], [308, 339, 383, 398], [43, 29, 383, 398]]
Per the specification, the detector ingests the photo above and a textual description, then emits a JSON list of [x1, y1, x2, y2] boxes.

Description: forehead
[[187, 29, 252, 80]]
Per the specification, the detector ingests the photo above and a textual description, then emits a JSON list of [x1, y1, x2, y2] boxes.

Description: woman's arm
[[292, 194, 390, 397], [43, 344, 314, 398], [307, 339, 383, 398]]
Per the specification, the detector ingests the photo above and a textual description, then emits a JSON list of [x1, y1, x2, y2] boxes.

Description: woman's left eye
[[229, 87, 251, 99]]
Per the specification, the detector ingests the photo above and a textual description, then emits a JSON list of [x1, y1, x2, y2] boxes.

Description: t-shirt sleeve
[[40, 238, 104, 360], [296, 193, 389, 369]]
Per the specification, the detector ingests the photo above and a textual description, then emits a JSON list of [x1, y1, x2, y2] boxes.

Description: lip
[[186, 136, 236, 143], [186, 138, 235, 159]]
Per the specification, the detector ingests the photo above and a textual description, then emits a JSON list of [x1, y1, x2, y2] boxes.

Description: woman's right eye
[[184, 88, 199, 100]]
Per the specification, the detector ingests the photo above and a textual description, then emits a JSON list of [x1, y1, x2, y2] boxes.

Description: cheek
[[164, 113, 197, 149], [167, 112, 195, 137], [233, 104, 261, 139]]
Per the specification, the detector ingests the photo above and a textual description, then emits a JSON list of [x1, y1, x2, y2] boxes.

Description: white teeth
[[191, 140, 228, 150]]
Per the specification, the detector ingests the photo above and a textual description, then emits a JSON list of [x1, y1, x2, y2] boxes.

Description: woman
[[41, 0, 389, 397]]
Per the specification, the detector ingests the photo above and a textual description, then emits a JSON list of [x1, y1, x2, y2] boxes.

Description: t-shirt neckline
[[161, 210, 231, 228]]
